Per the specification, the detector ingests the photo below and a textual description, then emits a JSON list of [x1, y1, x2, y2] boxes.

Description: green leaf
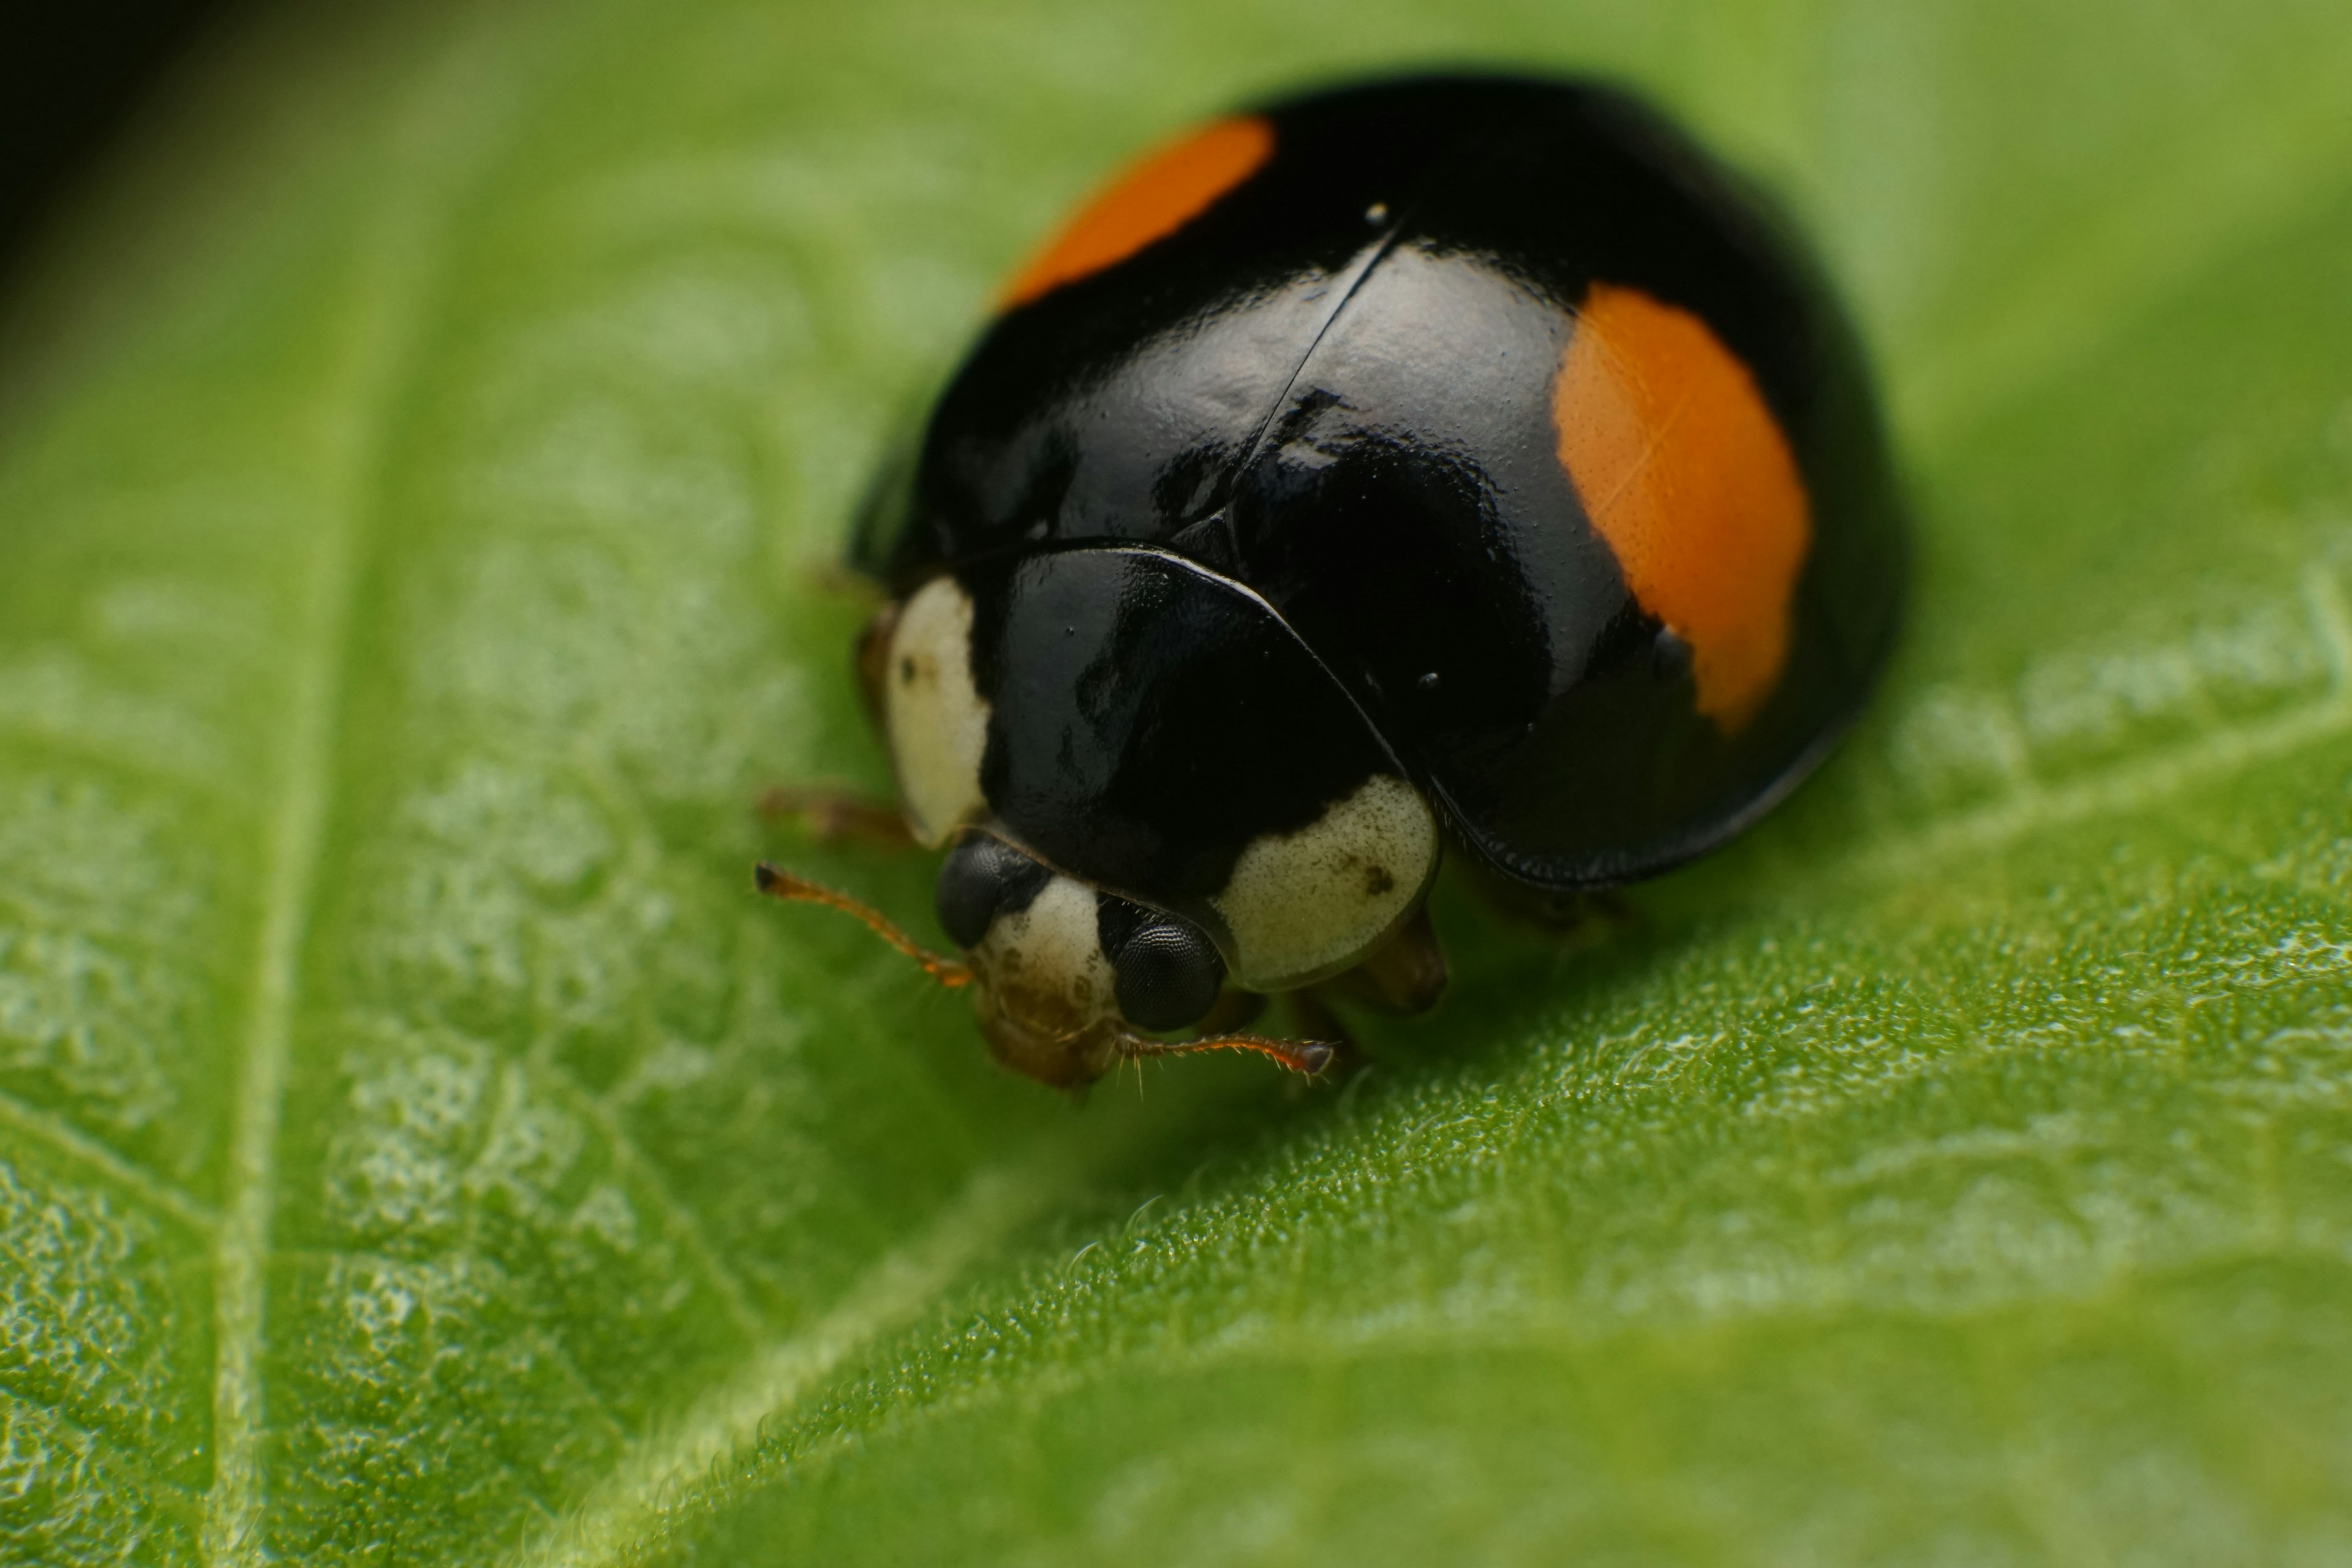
[[3, 0, 2351, 1562]]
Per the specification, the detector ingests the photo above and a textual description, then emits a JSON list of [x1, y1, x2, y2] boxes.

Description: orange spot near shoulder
[[997, 115, 1275, 309], [1552, 282, 1812, 732]]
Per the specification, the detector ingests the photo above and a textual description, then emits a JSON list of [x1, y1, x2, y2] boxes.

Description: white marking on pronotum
[[883, 576, 990, 845], [1212, 772, 1438, 990]]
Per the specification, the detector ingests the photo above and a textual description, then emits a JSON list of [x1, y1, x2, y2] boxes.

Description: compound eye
[[933, 834, 1048, 949], [1107, 914, 1226, 1032]]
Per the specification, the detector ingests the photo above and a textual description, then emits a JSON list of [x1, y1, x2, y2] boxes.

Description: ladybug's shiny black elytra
[[769, 73, 1905, 1090]]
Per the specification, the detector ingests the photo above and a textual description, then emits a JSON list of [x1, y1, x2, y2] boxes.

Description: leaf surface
[[2, 0, 2351, 1563]]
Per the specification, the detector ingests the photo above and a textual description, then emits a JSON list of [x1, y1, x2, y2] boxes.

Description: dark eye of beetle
[[933, 834, 1050, 948], [1098, 898, 1225, 1032]]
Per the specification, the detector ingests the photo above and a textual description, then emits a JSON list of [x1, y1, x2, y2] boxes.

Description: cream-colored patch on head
[[967, 874, 1124, 1085], [971, 875, 1113, 1011], [883, 576, 990, 846], [1209, 773, 1438, 991]]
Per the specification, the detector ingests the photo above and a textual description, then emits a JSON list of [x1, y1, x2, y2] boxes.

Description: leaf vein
[[1841, 568, 2352, 888], [538, 1058, 769, 1343], [502, 1137, 1095, 1568], [200, 164, 453, 1568], [0, 1088, 216, 1232]]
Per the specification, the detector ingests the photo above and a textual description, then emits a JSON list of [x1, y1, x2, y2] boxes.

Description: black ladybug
[[761, 73, 1905, 1089]]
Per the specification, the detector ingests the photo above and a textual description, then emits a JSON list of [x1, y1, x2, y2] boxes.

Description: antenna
[[754, 863, 973, 989], [1120, 1031, 1336, 1077]]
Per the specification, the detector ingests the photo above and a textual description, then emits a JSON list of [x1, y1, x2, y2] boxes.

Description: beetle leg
[[760, 602, 918, 847], [1284, 987, 1367, 1076], [758, 784, 918, 850], [853, 600, 901, 723], [1330, 905, 1447, 1016], [1458, 860, 1638, 942], [1512, 887, 1635, 944]]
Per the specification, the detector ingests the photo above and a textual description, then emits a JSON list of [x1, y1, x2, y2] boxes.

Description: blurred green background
[[2, 0, 2351, 1563]]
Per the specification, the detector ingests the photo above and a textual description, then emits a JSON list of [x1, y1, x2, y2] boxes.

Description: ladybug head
[[755, 835, 1332, 1090], [936, 832, 1251, 1088]]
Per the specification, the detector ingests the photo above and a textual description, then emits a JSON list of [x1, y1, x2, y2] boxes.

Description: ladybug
[[760, 73, 1905, 1089]]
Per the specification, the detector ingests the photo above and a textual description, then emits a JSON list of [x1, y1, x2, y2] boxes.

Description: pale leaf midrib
[[709, 1246, 2295, 1503], [504, 1138, 1098, 1568], [1837, 564, 2352, 892], [198, 279, 399, 1567], [197, 126, 461, 1568]]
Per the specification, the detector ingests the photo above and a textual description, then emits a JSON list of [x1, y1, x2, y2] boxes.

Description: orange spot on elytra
[[998, 115, 1275, 309], [1552, 283, 1811, 732]]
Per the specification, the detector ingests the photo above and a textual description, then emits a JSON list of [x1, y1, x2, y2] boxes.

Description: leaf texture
[[1, 0, 2350, 1563]]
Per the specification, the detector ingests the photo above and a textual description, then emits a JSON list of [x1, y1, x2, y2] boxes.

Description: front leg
[[761, 595, 919, 850], [1284, 985, 1368, 1078], [758, 784, 918, 850], [1276, 907, 1449, 1079], [1457, 859, 1637, 944], [1330, 905, 1448, 1016]]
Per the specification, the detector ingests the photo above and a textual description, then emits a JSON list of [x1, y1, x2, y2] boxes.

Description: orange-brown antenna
[[754, 863, 972, 989], [1120, 1031, 1336, 1077]]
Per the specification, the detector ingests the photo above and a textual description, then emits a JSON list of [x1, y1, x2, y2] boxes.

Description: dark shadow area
[[0, 0, 234, 281]]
